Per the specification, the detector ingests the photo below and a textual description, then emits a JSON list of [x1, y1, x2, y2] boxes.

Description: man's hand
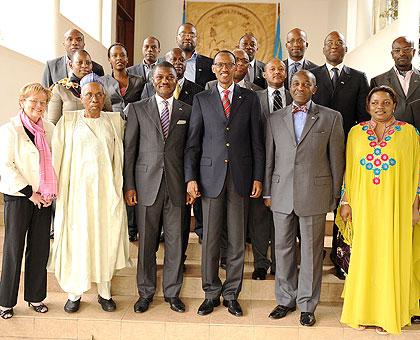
[[187, 181, 201, 199], [29, 192, 48, 209], [250, 180, 262, 198], [263, 198, 272, 207], [340, 204, 352, 223], [125, 189, 138, 206]]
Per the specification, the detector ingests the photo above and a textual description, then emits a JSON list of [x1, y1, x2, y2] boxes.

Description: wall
[[134, 0, 349, 65]]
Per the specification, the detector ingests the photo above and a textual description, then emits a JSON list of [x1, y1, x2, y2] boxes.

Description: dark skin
[[109, 45, 129, 89], [391, 37, 415, 72], [238, 34, 258, 62], [142, 37, 160, 65], [263, 58, 287, 89], [165, 48, 187, 79], [176, 23, 197, 59], [323, 31, 347, 66], [232, 49, 250, 83], [69, 51, 92, 79], [63, 29, 85, 58], [80, 82, 106, 118], [285, 28, 308, 62]]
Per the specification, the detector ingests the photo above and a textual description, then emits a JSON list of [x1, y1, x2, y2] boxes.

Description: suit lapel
[[387, 70, 405, 99], [61, 56, 69, 79], [179, 80, 190, 102], [334, 65, 351, 95], [281, 106, 297, 145], [209, 86, 227, 121], [262, 89, 270, 113], [298, 102, 319, 145], [167, 100, 184, 138], [320, 65, 334, 94], [145, 97, 164, 139], [407, 68, 420, 100], [228, 84, 244, 123], [111, 75, 121, 96]]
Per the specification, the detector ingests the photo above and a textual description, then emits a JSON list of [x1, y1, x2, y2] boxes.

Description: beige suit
[[0, 115, 54, 196], [264, 102, 345, 313]]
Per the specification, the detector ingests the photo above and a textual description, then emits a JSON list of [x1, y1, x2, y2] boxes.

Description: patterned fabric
[[273, 89, 283, 111], [222, 89, 231, 119], [289, 62, 300, 86], [291, 104, 308, 114], [160, 100, 170, 139], [173, 83, 181, 100]]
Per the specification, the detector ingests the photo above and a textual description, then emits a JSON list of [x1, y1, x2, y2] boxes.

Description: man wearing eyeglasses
[[185, 50, 264, 317], [176, 23, 216, 88], [310, 31, 370, 281], [371, 36, 419, 117]]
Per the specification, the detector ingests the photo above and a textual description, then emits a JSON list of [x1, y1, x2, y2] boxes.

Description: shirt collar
[[143, 59, 157, 68], [326, 62, 344, 74], [249, 59, 256, 68], [155, 94, 174, 107], [292, 100, 312, 111], [369, 117, 396, 129], [186, 51, 198, 62], [268, 85, 285, 96], [393, 65, 414, 76], [217, 82, 235, 95], [288, 58, 304, 67], [237, 78, 245, 88], [178, 77, 185, 88]]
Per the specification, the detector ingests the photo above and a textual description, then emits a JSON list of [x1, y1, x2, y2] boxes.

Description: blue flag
[[273, 3, 282, 59]]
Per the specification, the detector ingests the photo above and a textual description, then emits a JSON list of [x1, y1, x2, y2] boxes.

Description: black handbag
[[335, 231, 351, 275]]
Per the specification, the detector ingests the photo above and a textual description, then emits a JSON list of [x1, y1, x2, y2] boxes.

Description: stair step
[[2, 292, 419, 340]]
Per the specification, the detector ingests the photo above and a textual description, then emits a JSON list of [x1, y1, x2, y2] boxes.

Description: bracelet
[[340, 201, 349, 206]]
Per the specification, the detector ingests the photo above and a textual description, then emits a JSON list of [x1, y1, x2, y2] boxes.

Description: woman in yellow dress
[[337, 85, 420, 335]]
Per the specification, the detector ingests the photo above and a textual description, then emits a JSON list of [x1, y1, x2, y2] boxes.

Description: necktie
[[273, 89, 283, 111], [160, 100, 170, 139], [289, 62, 300, 85], [222, 90, 231, 119], [245, 64, 253, 82], [173, 83, 181, 99], [292, 104, 308, 114], [331, 67, 339, 89]]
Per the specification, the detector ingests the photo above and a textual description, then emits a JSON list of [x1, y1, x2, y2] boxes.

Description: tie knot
[[332, 67, 339, 73], [163, 100, 168, 107], [292, 104, 308, 114], [273, 89, 280, 96], [223, 89, 230, 96]]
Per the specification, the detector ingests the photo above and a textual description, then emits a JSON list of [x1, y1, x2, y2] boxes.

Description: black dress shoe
[[134, 297, 152, 313], [159, 231, 165, 242], [164, 297, 185, 313], [252, 268, 267, 280], [98, 295, 116, 312], [222, 299, 243, 317], [270, 269, 276, 275], [268, 305, 296, 319], [64, 298, 81, 313], [300, 312, 316, 326], [129, 234, 138, 242], [412, 315, 420, 324], [334, 266, 346, 280], [197, 298, 220, 316], [219, 257, 227, 270]]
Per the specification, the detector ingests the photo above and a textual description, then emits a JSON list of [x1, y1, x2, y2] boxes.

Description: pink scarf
[[19, 110, 57, 199]]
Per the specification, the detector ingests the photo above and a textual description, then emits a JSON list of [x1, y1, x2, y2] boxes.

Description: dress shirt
[[217, 82, 235, 103], [178, 77, 185, 88], [184, 51, 198, 83], [155, 94, 174, 120], [292, 100, 311, 144], [325, 62, 344, 79], [267, 86, 286, 112], [288, 58, 304, 84], [143, 60, 157, 79], [394, 66, 413, 96], [236, 78, 246, 88]]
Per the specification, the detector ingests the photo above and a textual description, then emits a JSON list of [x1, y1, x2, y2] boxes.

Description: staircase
[[0, 194, 419, 339]]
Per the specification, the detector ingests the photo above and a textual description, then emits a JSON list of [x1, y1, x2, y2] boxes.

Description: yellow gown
[[336, 121, 420, 334]]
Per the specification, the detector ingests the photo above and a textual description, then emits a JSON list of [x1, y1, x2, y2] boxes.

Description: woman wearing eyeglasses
[[0, 83, 56, 319]]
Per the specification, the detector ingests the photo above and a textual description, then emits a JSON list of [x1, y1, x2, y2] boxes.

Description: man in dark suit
[[124, 62, 192, 314], [127, 36, 161, 80], [239, 33, 267, 89], [176, 23, 216, 88], [310, 31, 370, 280], [42, 29, 104, 87], [283, 28, 318, 90], [205, 49, 262, 92], [185, 50, 265, 317], [371, 36, 420, 116], [251, 58, 292, 280], [404, 99, 420, 130]]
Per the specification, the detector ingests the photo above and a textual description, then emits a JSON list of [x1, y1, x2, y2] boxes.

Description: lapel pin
[[239, 96, 242, 99], [311, 116, 316, 120], [198, 68, 202, 71], [179, 108, 183, 110], [340, 81, 344, 84]]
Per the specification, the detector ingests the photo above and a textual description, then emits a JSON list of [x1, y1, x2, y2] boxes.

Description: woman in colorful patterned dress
[[337, 85, 420, 335]]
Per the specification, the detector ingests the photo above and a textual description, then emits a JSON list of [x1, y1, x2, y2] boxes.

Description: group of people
[[0, 21, 419, 336]]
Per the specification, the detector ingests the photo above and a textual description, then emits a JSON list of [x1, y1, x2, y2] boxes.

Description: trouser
[[136, 178, 184, 299], [127, 205, 138, 236], [273, 211, 325, 313], [0, 195, 51, 308], [68, 281, 111, 301], [201, 170, 248, 300]]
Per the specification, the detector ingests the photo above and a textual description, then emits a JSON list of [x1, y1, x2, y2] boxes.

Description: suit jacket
[[311, 64, 370, 137], [101, 74, 146, 116], [42, 55, 104, 88], [127, 62, 148, 79], [283, 58, 319, 90], [205, 79, 262, 92], [191, 54, 216, 88], [141, 79, 204, 106], [252, 60, 267, 89], [402, 99, 420, 130], [184, 84, 265, 198], [0, 115, 55, 196], [123, 97, 191, 207], [264, 103, 345, 216], [370, 67, 420, 117]]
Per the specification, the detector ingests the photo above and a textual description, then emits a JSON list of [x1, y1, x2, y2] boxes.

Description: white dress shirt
[[155, 94, 174, 120], [184, 51, 197, 83], [217, 82, 235, 103], [267, 86, 286, 112], [325, 62, 344, 79]]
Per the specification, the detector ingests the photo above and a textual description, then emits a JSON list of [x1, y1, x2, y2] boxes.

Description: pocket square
[[177, 120, 187, 125]]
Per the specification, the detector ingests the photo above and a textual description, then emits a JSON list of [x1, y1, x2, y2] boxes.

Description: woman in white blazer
[[0, 83, 56, 319]]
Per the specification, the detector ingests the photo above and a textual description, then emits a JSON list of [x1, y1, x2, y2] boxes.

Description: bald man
[[371, 36, 420, 117], [42, 29, 104, 87], [283, 28, 318, 90], [127, 36, 161, 80]]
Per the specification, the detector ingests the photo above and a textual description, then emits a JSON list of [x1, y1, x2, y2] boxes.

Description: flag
[[273, 3, 282, 59], [182, 0, 187, 24]]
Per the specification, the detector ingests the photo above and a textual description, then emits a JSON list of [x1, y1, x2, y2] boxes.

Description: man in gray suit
[[205, 49, 262, 91], [124, 62, 192, 314], [370, 36, 419, 116], [185, 50, 265, 317], [42, 29, 104, 87], [250, 58, 292, 281], [127, 36, 161, 80], [264, 70, 345, 326]]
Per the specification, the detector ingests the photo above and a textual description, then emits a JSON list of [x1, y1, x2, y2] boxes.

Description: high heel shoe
[[28, 302, 48, 313], [0, 308, 13, 319]]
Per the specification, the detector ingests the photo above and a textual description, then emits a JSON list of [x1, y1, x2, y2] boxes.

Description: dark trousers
[[182, 198, 203, 263], [201, 170, 248, 300], [136, 179, 184, 299], [127, 205, 137, 236], [0, 195, 51, 308]]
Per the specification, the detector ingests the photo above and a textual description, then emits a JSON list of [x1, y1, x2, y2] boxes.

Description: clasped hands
[[29, 192, 53, 209]]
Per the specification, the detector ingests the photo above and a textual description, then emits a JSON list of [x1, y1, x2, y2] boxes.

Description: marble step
[[2, 292, 419, 340]]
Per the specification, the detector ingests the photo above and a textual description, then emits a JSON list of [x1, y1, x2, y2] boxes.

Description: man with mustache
[[128, 36, 161, 81]]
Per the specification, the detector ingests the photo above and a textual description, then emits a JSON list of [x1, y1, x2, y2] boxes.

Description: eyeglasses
[[392, 47, 413, 54], [325, 40, 344, 47], [26, 99, 47, 107], [214, 62, 235, 69], [178, 32, 196, 39], [235, 58, 249, 65], [83, 93, 105, 100]]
